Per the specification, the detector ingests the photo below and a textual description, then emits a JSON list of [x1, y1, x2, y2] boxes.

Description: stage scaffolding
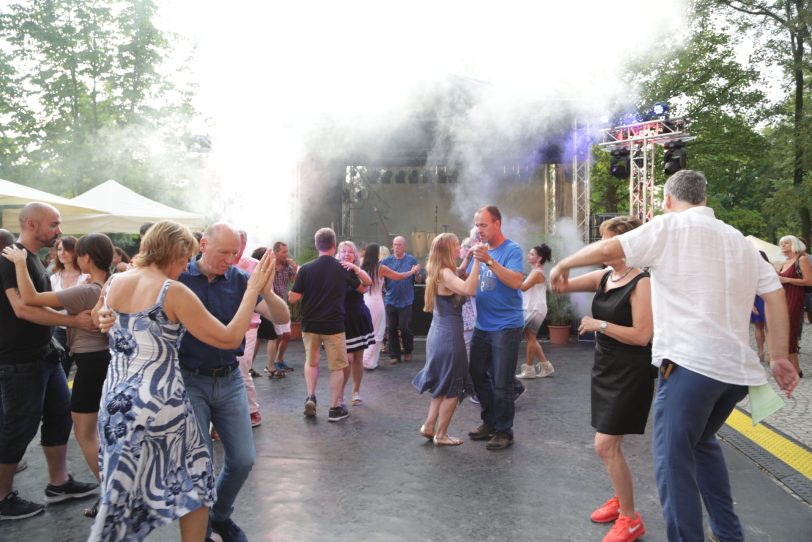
[[599, 117, 691, 221]]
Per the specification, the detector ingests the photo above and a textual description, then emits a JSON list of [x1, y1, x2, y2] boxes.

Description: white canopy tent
[[0, 178, 109, 232], [3, 179, 205, 234], [746, 235, 784, 267]]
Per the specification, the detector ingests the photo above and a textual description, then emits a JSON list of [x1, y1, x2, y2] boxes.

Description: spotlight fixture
[[408, 169, 419, 184], [663, 141, 687, 176], [381, 170, 393, 184], [395, 170, 406, 184], [609, 149, 631, 179], [650, 101, 670, 119]]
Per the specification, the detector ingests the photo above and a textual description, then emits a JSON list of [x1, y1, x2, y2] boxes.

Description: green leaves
[[0, 0, 198, 211]]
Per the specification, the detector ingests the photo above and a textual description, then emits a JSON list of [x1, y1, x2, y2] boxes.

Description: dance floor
[[5, 340, 811, 541]]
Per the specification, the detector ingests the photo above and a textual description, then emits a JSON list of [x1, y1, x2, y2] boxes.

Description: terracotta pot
[[290, 321, 302, 341], [548, 324, 571, 345]]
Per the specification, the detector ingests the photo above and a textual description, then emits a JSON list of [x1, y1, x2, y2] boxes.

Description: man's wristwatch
[[598, 321, 608, 333], [485, 259, 494, 267]]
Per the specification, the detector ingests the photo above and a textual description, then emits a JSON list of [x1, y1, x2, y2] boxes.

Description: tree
[[0, 0, 200, 212], [600, 10, 774, 227], [716, 0, 812, 241]]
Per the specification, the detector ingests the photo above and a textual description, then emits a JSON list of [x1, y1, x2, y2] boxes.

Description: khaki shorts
[[303, 332, 348, 371]]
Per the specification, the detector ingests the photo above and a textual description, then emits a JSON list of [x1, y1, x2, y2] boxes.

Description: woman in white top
[[517, 244, 554, 379], [360, 243, 419, 370], [50, 235, 87, 374]]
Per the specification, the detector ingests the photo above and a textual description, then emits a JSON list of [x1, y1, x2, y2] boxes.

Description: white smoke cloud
[[158, 0, 689, 247]]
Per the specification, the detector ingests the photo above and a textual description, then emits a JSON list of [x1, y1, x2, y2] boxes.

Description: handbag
[[44, 336, 68, 365]]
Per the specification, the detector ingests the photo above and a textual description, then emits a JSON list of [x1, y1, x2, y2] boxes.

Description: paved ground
[[744, 322, 812, 447], [2, 337, 810, 541]]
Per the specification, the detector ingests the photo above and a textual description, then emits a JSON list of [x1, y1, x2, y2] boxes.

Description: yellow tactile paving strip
[[726, 409, 812, 480]]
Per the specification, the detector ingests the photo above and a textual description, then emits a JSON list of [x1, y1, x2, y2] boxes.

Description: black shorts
[[257, 316, 278, 341], [70, 350, 111, 413]]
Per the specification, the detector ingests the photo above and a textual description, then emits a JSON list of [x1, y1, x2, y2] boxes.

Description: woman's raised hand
[[1, 245, 27, 264], [247, 250, 276, 296]]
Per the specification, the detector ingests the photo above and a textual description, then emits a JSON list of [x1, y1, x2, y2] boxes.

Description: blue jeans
[[181, 368, 256, 523], [653, 362, 746, 542], [0, 358, 72, 463], [468, 326, 523, 435]]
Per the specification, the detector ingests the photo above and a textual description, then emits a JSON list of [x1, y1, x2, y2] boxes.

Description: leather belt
[[181, 362, 239, 377]]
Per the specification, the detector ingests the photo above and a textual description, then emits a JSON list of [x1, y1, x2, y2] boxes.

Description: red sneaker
[[602, 513, 645, 542], [250, 411, 262, 428], [591, 495, 620, 523]]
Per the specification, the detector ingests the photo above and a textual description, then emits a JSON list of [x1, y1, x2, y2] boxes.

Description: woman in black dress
[[337, 241, 374, 406], [557, 216, 653, 541]]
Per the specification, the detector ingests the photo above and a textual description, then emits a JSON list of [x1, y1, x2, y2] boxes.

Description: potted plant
[[546, 291, 574, 345]]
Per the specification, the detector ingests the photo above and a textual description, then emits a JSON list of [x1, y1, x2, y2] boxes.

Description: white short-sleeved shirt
[[618, 206, 781, 385]]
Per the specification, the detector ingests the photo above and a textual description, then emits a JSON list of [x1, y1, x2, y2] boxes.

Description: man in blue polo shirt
[[179, 223, 289, 542], [466, 205, 525, 451], [381, 236, 420, 364]]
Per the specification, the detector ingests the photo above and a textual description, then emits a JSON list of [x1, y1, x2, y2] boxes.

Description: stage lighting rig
[[599, 114, 692, 221], [610, 149, 631, 179], [650, 101, 670, 119], [663, 141, 687, 175]]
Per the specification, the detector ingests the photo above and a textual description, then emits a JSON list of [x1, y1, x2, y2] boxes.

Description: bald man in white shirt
[[551, 170, 798, 542]]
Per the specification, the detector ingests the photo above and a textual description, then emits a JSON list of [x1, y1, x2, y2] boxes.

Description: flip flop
[[419, 424, 435, 440], [433, 435, 463, 446]]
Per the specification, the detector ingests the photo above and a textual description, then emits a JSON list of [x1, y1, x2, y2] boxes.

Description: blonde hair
[[424, 233, 459, 312], [336, 240, 359, 263], [599, 216, 643, 237], [133, 220, 198, 269]]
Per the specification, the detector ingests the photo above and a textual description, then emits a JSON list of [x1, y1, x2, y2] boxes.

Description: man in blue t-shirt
[[465, 205, 525, 450], [380, 236, 420, 364]]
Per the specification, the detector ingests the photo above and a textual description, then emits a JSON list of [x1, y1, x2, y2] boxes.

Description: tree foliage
[[0, 0, 200, 208], [590, 1, 811, 241]]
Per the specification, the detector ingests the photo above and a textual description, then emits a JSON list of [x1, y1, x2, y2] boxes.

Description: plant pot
[[290, 321, 302, 341], [548, 324, 571, 345]]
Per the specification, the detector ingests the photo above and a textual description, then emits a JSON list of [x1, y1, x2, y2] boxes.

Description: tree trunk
[[791, 29, 809, 243]]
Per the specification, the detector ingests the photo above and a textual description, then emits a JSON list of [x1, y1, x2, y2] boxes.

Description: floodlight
[[610, 149, 631, 179], [663, 141, 687, 175], [651, 101, 670, 118]]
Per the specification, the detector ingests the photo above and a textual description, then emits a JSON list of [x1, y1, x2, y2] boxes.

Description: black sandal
[[83, 497, 100, 518], [263, 367, 286, 379]]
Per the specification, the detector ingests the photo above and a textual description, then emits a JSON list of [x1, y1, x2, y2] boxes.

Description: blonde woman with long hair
[[412, 233, 479, 446], [336, 241, 373, 405]]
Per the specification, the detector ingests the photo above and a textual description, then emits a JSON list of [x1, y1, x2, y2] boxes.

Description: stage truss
[[599, 117, 691, 221]]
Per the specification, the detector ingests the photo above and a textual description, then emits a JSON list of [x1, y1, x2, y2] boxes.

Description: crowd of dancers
[[0, 169, 802, 542]]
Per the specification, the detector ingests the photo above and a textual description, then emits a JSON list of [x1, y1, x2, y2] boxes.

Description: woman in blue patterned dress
[[89, 221, 274, 542], [412, 233, 479, 446]]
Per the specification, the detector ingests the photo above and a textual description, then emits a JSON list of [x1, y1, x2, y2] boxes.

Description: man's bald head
[[203, 222, 239, 244], [199, 222, 241, 277], [393, 236, 407, 258], [18, 202, 61, 250], [19, 202, 58, 226]]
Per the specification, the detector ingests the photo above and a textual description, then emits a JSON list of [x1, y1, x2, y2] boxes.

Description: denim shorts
[[0, 358, 72, 463]]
